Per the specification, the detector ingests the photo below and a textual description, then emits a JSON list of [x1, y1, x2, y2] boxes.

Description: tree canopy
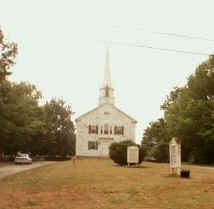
[[142, 55, 214, 164], [0, 27, 76, 160], [0, 28, 17, 80], [43, 98, 75, 157]]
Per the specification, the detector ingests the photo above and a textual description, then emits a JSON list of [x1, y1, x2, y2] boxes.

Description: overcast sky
[[1, 0, 214, 143]]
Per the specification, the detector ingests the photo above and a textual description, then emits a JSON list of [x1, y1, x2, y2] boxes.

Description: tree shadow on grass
[[112, 164, 149, 169], [125, 165, 149, 169]]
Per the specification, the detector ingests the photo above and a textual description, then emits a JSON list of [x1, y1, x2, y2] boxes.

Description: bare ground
[[0, 161, 56, 179]]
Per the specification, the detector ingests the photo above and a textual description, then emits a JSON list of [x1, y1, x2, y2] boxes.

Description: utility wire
[[107, 41, 211, 56], [113, 26, 214, 42], [154, 31, 214, 42]]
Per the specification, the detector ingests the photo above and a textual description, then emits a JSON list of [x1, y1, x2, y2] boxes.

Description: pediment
[[75, 103, 137, 123]]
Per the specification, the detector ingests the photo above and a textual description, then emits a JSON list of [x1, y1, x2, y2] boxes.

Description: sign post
[[169, 137, 181, 175]]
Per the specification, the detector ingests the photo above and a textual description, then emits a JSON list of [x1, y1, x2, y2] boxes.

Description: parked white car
[[14, 154, 32, 164]]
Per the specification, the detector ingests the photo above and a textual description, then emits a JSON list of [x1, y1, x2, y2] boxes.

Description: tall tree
[[44, 98, 75, 157], [161, 55, 214, 163], [142, 118, 170, 162], [0, 82, 45, 156], [0, 28, 18, 159]]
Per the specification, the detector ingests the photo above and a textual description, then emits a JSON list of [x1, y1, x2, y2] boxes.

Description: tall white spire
[[99, 48, 115, 106], [102, 47, 112, 88]]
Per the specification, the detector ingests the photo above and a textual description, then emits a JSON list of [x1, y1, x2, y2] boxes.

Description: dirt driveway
[[0, 161, 56, 179]]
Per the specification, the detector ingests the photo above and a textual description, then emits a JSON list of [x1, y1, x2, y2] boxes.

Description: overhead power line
[[113, 26, 214, 42], [153, 31, 214, 42], [107, 41, 210, 56]]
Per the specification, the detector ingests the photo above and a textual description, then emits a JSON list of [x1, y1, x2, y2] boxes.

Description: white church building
[[75, 49, 137, 157]]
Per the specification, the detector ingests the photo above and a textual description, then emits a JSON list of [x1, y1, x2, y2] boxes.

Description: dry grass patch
[[0, 159, 214, 209]]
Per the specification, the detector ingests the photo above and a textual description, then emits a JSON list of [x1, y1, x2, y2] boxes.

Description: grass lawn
[[0, 159, 214, 209]]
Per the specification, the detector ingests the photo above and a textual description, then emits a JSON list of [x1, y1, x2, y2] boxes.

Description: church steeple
[[102, 47, 112, 88], [99, 48, 115, 106]]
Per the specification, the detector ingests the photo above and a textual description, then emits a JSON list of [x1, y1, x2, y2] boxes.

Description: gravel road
[[0, 161, 56, 179]]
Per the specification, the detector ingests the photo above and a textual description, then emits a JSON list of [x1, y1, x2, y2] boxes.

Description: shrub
[[151, 143, 169, 163], [180, 169, 190, 178], [109, 140, 145, 166]]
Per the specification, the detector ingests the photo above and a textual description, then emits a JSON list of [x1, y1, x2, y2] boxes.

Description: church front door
[[99, 141, 110, 156], [99, 138, 113, 156]]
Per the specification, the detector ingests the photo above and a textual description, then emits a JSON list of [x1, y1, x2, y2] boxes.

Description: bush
[[151, 143, 169, 163], [180, 169, 190, 178], [109, 140, 145, 166]]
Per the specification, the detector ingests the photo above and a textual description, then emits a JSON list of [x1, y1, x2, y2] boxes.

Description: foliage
[[151, 143, 169, 163], [143, 55, 214, 164], [180, 169, 190, 178], [43, 98, 75, 157], [0, 81, 46, 156], [109, 140, 144, 166], [142, 118, 170, 162], [0, 28, 17, 80], [163, 56, 214, 163], [0, 81, 76, 159], [0, 28, 76, 160]]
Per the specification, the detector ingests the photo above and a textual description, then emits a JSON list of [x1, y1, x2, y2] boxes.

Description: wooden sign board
[[127, 146, 139, 164]]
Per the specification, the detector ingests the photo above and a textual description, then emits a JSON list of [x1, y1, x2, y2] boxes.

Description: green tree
[[161, 55, 214, 163], [0, 28, 18, 159], [0, 28, 17, 80], [0, 81, 45, 157], [44, 98, 75, 157], [0, 28, 77, 161], [142, 118, 170, 162]]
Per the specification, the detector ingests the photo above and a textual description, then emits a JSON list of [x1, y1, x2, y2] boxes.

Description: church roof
[[75, 103, 137, 123]]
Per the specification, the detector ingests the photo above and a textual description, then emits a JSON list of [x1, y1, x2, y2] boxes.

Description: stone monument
[[127, 146, 139, 166], [169, 137, 181, 175]]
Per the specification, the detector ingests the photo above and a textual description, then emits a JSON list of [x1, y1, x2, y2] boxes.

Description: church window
[[89, 125, 98, 134], [104, 124, 109, 134], [114, 126, 124, 135], [88, 141, 98, 150]]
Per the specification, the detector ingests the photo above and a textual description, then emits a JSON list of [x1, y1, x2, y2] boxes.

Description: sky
[[1, 0, 214, 143]]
